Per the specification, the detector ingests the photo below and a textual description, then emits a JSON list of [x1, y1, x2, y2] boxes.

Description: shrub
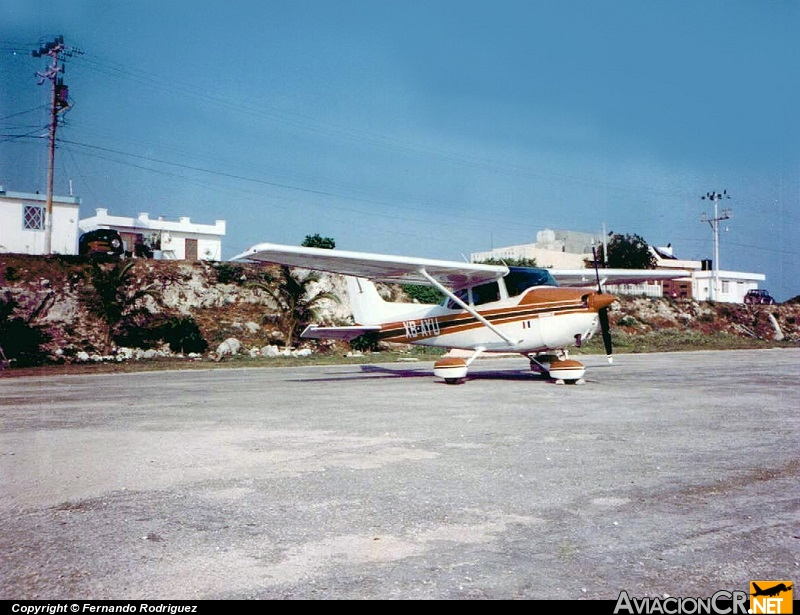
[[0, 295, 51, 367], [402, 284, 444, 305], [213, 262, 245, 285], [159, 316, 208, 354], [3, 266, 20, 282], [349, 331, 381, 353]]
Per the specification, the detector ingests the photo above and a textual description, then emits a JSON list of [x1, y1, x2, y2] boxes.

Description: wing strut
[[418, 268, 522, 347]]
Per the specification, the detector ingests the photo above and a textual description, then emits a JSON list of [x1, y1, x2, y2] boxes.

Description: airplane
[[233, 242, 689, 384], [751, 583, 792, 597]]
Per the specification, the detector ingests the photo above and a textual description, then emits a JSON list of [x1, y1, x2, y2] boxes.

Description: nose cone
[[588, 292, 616, 312]]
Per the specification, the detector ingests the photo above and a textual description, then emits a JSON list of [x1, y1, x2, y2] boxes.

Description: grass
[[574, 330, 794, 354]]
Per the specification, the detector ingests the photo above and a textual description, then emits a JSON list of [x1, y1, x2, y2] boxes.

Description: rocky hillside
[[1, 254, 798, 366]]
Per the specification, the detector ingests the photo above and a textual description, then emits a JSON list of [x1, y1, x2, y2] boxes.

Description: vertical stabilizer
[[346, 277, 389, 325], [346, 276, 440, 325]]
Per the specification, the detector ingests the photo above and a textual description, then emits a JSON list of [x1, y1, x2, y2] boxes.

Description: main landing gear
[[433, 350, 587, 385], [528, 352, 586, 385]]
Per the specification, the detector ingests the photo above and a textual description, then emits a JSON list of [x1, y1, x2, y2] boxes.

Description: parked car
[[744, 289, 776, 305], [78, 229, 124, 261]]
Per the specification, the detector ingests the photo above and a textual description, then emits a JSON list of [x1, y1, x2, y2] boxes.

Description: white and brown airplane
[[234, 243, 687, 384]]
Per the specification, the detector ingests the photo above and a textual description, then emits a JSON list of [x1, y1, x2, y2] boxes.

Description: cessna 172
[[234, 243, 687, 384]]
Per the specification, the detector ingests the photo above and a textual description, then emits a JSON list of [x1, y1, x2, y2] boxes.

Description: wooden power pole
[[32, 35, 80, 254]]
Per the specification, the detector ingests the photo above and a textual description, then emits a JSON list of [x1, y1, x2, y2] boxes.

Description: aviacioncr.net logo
[[614, 590, 750, 614]]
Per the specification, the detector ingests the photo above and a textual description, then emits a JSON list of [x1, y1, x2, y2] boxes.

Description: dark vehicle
[[79, 229, 124, 261], [744, 289, 776, 305]]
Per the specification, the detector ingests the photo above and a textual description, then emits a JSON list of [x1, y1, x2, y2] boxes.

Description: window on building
[[721, 280, 730, 293], [23, 204, 45, 230]]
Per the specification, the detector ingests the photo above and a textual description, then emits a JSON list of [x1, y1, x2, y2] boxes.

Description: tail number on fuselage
[[403, 318, 441, 339]]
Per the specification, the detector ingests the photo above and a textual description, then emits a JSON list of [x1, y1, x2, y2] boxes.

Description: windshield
[[504, 267, 558, 297]]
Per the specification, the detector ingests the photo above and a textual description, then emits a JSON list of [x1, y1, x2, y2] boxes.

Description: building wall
[[471, 245, 590, 268], [0, 191, 81, 255]]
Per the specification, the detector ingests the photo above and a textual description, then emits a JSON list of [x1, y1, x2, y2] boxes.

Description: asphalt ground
[[1, 348, 798, 600]]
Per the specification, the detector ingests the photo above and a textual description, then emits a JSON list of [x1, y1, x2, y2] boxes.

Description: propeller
[[592, 247, 613, 364]]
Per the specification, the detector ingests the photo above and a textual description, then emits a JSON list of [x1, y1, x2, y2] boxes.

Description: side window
[[23, 204, 45, 230], [472, 282, 500, 305]]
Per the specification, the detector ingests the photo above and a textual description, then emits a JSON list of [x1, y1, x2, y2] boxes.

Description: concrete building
[[79, 208, 226, 260], [471, 229, 600, 269], [0, 187, 81, 255]]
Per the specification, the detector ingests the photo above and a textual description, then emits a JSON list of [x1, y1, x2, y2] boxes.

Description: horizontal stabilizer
[[301, 324, 382, 341]]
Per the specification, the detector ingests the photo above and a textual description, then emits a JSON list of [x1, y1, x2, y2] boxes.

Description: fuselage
[[370, 269, 614, 353]]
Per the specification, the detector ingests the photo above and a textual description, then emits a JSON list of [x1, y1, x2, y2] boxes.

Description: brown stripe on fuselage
[[376, 287, 593, 343]]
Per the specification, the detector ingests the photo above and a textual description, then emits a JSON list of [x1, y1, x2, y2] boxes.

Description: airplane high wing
[[234, 242, 689, 385], [233, 243, 508, 290]]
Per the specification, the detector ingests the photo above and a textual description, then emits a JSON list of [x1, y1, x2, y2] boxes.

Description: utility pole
[[700, 190, 732, 301], [32, 35, 81, 254]]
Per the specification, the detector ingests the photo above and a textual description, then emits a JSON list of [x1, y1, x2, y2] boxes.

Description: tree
[[82, 260, 158, 351], [250, 265, 339, 346], [302, 234, 336, 249], [592, 233, 657, 269]]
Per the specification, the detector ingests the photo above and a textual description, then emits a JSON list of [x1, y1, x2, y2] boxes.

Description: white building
[[0, 187, 81, 255], [79, 208, 226, 260], [471, 229, 599, 269]]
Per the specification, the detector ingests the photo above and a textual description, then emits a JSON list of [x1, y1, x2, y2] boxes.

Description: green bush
[[159, 316, 208, 354], [350, 331, 381, 352], [0, 295, 51, 367], [213, 262, 245, 285], [402, 284, 444, 305]]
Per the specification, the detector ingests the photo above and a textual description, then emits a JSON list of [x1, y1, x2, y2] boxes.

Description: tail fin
[[346, 277, 429, 325]]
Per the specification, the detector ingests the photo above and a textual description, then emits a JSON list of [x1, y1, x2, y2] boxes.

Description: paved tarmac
[[1, 348, 798, 600]]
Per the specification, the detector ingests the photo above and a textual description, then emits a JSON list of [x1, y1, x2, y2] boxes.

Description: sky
[[2, 0, 799, 301]]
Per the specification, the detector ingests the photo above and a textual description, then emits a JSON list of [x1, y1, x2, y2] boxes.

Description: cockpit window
[[504, 267, 558, 297]]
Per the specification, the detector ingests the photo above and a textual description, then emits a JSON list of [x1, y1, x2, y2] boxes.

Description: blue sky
[[2, 1, 799, 300]]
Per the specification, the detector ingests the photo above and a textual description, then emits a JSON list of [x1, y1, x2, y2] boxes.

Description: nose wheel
[[433, 357, 469, 384]]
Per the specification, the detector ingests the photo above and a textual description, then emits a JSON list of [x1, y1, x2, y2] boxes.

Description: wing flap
[[234, 243, 508, 290]]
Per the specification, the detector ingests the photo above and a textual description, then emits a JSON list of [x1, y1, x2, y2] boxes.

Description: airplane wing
[[550, 268, 693, 287], [232, 243, 508, 290]]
